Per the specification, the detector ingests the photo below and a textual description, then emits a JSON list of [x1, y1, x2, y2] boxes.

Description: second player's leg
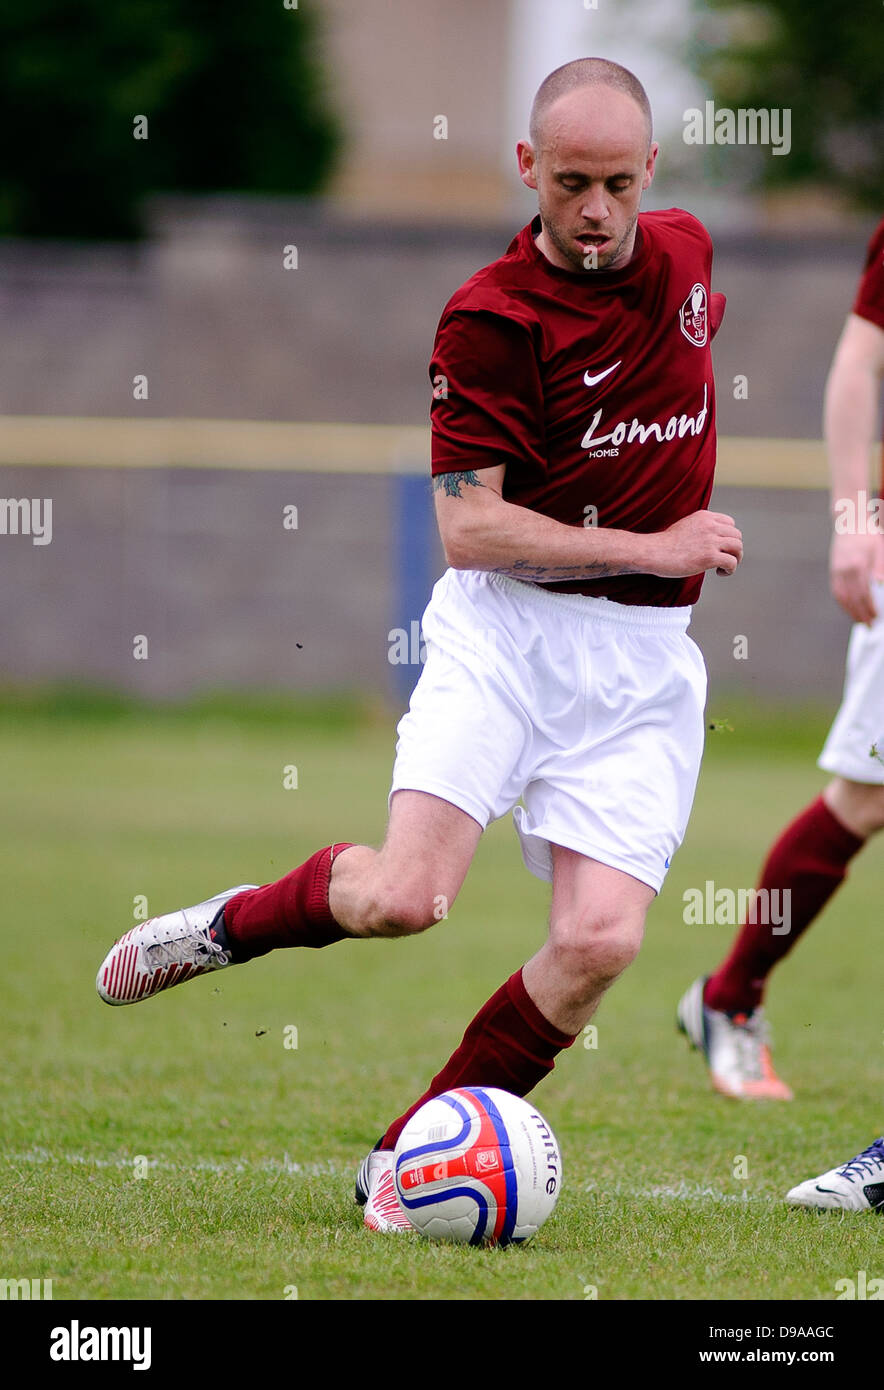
[[680, 776, 881, 1100], [522, 846, 653, 1035], [699, 775, 884, 1013], [683, 585, 884, 1096]]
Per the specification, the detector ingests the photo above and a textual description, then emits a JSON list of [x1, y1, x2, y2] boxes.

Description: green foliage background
[[690, 0, 884, 206], [0, 1, 340, 237]]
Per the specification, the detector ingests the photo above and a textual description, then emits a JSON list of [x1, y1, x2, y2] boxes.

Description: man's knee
[[365, 878, 454, 937], [854, 783, 884, 834], [826, 778, 884, 838], [548, 908, 645, 989]]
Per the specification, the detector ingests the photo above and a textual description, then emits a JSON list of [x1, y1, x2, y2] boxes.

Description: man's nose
[[580, 187, 609, 222]]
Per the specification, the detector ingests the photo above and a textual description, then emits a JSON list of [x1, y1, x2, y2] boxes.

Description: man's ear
[[517, 140, 539, 191], [642, 141, 659, 192]]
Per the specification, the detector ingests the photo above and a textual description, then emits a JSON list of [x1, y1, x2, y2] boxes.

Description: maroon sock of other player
[[379, 968, 576, 1151], [222, 844, 354, 961], [704, 796, 864, 1015]]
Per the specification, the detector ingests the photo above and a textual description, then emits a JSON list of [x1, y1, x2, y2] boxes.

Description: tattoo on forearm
[[491, 559, 635, 581], [433, 470, 485, 498]]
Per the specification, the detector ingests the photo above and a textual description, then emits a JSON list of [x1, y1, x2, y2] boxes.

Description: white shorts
[[818, 579, 884, 784], [389, 569, 708, 893]]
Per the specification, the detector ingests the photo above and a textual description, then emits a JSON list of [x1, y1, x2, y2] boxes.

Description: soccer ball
[[393, 1086, 561, 1246]]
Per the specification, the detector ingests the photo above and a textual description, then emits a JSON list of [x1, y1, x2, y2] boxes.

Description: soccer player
[[96, 57, 742, 1233], [677, 216, 884, 1105]]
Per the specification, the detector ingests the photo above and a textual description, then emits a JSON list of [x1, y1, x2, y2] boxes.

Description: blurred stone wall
[[0, 201, 875, 705], [0, 198, 872, 431], [0, 463, 854, 706]]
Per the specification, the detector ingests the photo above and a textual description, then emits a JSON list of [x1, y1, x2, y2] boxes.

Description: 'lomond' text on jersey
[[430, 210, 725, 605]]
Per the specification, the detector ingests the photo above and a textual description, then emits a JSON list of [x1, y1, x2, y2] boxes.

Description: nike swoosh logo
[[814, 1185, 840, 1195], [583, 360, 622, 388]]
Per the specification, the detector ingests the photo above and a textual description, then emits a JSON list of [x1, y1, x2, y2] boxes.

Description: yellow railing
[[0, 415, 839, 488]]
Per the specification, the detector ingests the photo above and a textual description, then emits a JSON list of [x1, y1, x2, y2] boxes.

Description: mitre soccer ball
[[393, 1086, 561, 1245]]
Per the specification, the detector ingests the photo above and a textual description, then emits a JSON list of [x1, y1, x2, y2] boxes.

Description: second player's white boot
[[677, 976, 793, 1100]]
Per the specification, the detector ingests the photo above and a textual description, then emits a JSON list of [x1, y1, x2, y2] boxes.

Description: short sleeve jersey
[[853, 217, 884, 334], [849, 217, 884, 473], [430, 210, 725, 606]]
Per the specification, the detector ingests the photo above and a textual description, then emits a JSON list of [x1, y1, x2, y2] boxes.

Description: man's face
[[518, 86, 657, 273]]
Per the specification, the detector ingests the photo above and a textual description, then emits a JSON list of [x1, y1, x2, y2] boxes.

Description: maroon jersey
[[430, 210, 725, 606], [853, 217, 884, 334], [850, 217, 884, 474]]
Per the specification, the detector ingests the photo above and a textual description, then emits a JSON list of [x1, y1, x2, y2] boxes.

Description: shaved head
[[517, 57, 657, 273], [529, 57, 652, 153]]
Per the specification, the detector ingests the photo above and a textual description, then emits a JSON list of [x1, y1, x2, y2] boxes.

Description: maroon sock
[[380, 969, 576, 1150], [223, 844, 354, 961], [705, 797, 864, 1014]]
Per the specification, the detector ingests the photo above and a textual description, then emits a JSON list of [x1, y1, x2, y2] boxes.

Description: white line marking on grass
[[584, 1181, 778, 1204], [6, 1152, 782, 1203], [4, 1147, 346, 1178]]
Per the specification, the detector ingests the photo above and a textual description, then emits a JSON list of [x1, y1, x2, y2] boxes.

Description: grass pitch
[[1, 691, 882, 1302]]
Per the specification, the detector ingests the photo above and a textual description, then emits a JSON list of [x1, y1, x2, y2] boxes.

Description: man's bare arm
[[825, 313, 884, 623], [433, 464, 743, 581]]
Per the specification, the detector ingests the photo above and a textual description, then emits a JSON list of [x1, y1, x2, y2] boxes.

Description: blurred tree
[[0, 0, 340, 237], [689, 0, 884, 207]]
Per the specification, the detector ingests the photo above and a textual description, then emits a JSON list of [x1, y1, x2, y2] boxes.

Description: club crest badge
[[679, 283, 708, 346]]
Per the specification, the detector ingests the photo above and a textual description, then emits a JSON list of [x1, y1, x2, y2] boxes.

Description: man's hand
[[829, 529, 881, 624], [643, 510, 743, 579]]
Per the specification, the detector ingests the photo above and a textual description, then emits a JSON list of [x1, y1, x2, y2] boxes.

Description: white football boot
[[786, 1139, 884, 1212], [355, 1145, 415, 1233], [677, 976, 793, 1100], [96, 885, 257, 1005]]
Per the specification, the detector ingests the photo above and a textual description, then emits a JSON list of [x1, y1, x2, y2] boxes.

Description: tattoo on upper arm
[[433, 470, 485, 498]]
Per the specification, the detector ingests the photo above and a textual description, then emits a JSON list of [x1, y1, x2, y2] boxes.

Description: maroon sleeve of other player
[[852, 219, 884, 332], [429, 310, 547, 477]]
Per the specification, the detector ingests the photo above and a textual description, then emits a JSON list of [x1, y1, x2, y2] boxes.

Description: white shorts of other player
[[819, 578, 884, 785], [390, 568, 708, 894]]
